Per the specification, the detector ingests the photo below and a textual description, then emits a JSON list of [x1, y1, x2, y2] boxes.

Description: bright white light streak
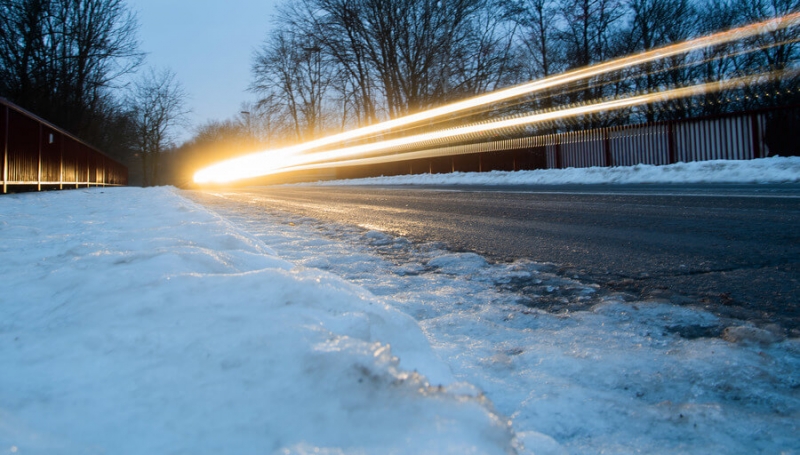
[[244, 72, 793, 175], [194, 13, 800, 184]]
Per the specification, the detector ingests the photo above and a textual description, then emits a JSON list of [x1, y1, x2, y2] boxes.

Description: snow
[[309, 156, 800, 186], [200, 196, 800, 455], [0, 188, 513, 454], [1, 158, 799, 454]]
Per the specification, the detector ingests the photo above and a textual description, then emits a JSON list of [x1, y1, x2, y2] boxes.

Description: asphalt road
[[190, 184, 800, 332]]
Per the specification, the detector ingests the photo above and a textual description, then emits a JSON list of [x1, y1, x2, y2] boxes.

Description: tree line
[[0, 0, 187, 186], [247, 0, 799, 145]]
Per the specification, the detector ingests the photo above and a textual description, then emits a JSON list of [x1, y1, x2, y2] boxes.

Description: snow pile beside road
[[202, 196, 800, 455], [315, 156, 800, 186], [0, 188, 514, 454]]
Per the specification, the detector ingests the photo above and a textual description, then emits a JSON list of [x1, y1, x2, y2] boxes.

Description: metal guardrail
[[1, 98, 128, 193]]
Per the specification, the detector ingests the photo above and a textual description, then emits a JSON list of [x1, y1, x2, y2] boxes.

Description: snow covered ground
[[312, 156, 800, 186], [0, 188, 514, 454], [1, 159, 799, 454]]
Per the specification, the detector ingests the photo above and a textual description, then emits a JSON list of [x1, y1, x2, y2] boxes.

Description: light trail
[[207, 70, 793, 179], [194, 13, 800, 184], [442, 35, 800, 126]]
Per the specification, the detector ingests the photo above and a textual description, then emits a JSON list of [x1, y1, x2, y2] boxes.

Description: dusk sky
[[128, 0, 280, 142]]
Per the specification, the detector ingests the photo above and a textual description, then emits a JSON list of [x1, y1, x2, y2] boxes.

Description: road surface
[[188, 184, 800, 333]]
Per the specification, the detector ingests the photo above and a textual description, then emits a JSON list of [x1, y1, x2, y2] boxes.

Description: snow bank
[[200, 196, 800, 455], [0, 188, 514, 454], [312, 156, 800, 186]]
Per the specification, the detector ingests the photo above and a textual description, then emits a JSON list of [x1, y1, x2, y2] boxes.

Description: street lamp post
[[241, 111, 252, 148]]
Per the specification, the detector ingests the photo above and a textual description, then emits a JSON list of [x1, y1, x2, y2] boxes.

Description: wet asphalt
[[190, 183, 800, 333]]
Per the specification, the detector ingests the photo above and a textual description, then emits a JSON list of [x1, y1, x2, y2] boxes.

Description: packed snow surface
[[310, 156, 800, 186], [2, 157, 800, 454], [0, 188, 513, 454]]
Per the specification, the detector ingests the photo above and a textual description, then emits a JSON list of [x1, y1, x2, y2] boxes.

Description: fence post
[[750, 114, 762, 158], [59, 133, 63, 190], [3, 104, 7, 194], [37, 123, 42, 191], [667, 121, 676, 164], [603, 127, 612, 167], [555, 136, 562, 169]]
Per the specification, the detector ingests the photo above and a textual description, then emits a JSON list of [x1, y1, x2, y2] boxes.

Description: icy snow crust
[[310, 156, 800, 186], [197, 189, 800, 455], [0, 188, 514, 454]]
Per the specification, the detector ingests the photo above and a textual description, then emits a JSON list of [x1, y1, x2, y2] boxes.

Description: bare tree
[[254, 0, 519, 138], [252, 29, 333, 141], [446, 0, 519, 100], [130, 68, 188, 186], [555, 0, 626, 127], [557, 0, 625, 69], [281, 0, 381, 127], [733, 0, 800, 111], [0, 0, 142, 140], [508, 0, 563, 79], [359, 0, 491, 116], [622, 0, 697, 121]]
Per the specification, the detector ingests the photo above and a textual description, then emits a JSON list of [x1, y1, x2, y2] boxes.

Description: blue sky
[[128, 0, 280, 142]]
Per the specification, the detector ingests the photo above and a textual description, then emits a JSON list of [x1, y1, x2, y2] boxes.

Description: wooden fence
[[1, 98, 128, 193]]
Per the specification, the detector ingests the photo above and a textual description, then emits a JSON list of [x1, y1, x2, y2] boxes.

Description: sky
[[127, 0, 281, 143]]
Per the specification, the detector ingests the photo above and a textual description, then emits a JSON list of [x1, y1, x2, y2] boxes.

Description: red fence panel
[[6, 109, 39, 183], [1, 98, 127, 193], [608, 124, 671, 166], [1, 103, 6, 190], [41, 125, 62, 183], [77, 142, 88, 184], [62, 137, 78, 184]]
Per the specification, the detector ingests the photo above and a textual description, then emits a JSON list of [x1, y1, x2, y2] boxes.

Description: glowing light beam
[[194, 13, 800, 184], [223, 71, 794, 177]]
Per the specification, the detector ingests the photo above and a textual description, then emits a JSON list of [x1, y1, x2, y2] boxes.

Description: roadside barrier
[[332, 105, 797, 180], [1, 98, 128, 193]]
